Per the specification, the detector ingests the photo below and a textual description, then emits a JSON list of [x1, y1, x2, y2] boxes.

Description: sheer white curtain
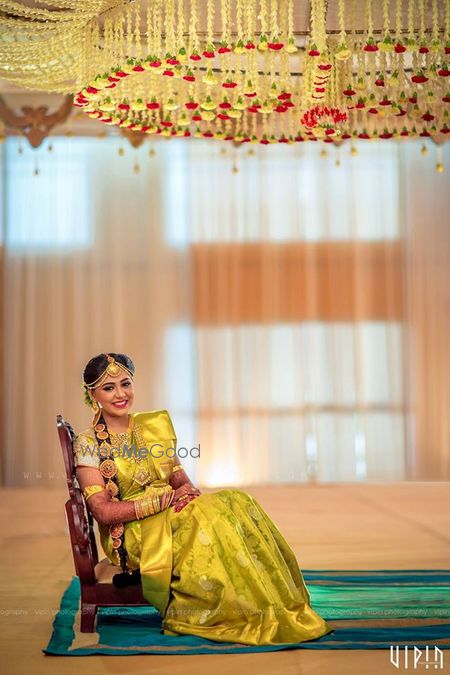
[[1, 136, 449, 486], [2, 136, 195, 486], [169, 141, 405, 485]]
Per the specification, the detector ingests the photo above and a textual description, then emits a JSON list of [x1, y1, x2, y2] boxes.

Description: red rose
[[409, 95, 418, 104], [440, 124, 450, 133], [223, 81, 237, 88], [166, 58, 180, 65], [379, 130, 393, 139], [308, 50, 320, 57], [420, 130, 430, 136], [400, 129, 409, 136], [343, 88, 355, 96], [118, 103, 130, 110], [325, 128, 335, 135], [163, 70, 174, 77], [364, 43, 378, 52], [442, 94, 450, 102], [108, 76, 120, 83], [132, 65, 145, 72], [115, 70, 128, 78], [316, 87, 326, 93], [86, 86, 98, 94], [245, 42, 256, 49], [185, 101, 198, 109], [275, 105, 287, 112], [358, 132, 370, 138], [368, 107, 378, 114], [419, 46, 429, 54], [375, 77, 385, 86], [219, 101, 231, 109], [217, 113, 230, 120], [268, 42, 284, 50], [192, 114, 202, 121], [278, 137, 289, 143], [149, 60, 161, 68], [438, 68, 450, 77], [183, 75, 196, 82], [318, 63, 332, 70], [244, 92, 257, 97], [203, 131, 214, 137], [395, 43, 406, 53], [218, 46, 231, 54], [422, 112, 434, 121], [203, 51, 215, 58], [379, 98, 391, 106], [147, 102, 160, 109], [278, 92, 292, 100], [260, 138, 270, 144], [161, 120, 173, 127], [411, 74, 428, 83], [190, 53, 201, 61]]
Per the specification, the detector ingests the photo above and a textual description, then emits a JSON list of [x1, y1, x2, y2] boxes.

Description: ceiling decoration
[[0, 94, 73, 147], [1, 1, 450, 144]]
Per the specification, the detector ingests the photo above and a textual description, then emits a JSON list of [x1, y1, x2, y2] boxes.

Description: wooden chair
[[57, 414, 149, 632]]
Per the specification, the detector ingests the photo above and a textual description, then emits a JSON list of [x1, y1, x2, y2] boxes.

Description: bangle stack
[[134, 484, 174, 520]]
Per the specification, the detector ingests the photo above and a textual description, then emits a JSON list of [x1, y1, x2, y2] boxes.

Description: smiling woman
[[73, 351, 333, 645]]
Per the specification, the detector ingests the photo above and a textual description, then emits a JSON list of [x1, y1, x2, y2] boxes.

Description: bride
[[74, 352, 332, 646]]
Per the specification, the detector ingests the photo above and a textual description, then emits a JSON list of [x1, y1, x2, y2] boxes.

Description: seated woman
[[74, 352, 332, 646]]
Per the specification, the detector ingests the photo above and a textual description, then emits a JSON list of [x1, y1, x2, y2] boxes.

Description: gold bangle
[[172, 464, 184, 473], [134, 499, 142, 520], [143, 497, 153, 517], [150, 495, 161, 515]]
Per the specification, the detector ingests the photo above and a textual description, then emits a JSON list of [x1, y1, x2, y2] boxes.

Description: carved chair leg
[[80, 602, 98, 633]]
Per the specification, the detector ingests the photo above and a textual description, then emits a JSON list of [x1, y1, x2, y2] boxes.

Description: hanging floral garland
[[1, 0, 449, 144]]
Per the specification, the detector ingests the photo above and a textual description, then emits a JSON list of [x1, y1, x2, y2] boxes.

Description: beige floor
[[1, 482, 449, 675]]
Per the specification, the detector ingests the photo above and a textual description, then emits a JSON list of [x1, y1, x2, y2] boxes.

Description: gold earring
[[91, 399, 99, 413]]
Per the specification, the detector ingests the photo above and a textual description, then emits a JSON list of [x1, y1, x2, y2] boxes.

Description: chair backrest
[[57, 414, 99, 583]]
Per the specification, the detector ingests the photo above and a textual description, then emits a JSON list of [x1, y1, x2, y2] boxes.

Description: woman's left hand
[[172, 484, 201, 512], [173, 494, 197, 512]]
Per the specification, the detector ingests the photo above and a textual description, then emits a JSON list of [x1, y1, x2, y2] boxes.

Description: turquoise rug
[[43, 570, 450, 655]]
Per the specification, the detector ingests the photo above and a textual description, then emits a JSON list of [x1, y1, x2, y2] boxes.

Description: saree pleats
[[161, 489, 332, 645]]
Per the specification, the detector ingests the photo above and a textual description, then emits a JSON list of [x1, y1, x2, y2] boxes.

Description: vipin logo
[[390, 646, 444, 670]]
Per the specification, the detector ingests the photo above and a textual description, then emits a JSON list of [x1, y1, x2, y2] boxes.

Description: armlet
[[83, 484, 105, 501]]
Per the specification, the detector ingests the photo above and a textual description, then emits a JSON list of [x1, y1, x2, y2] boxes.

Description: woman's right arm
[[75, 466, 138, 525]]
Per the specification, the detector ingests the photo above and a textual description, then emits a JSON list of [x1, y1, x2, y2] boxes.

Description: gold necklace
[[108, 415, 134, 440]]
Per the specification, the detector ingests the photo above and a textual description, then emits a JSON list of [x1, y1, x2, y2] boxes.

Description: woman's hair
[[83, 352, 135, 387]]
